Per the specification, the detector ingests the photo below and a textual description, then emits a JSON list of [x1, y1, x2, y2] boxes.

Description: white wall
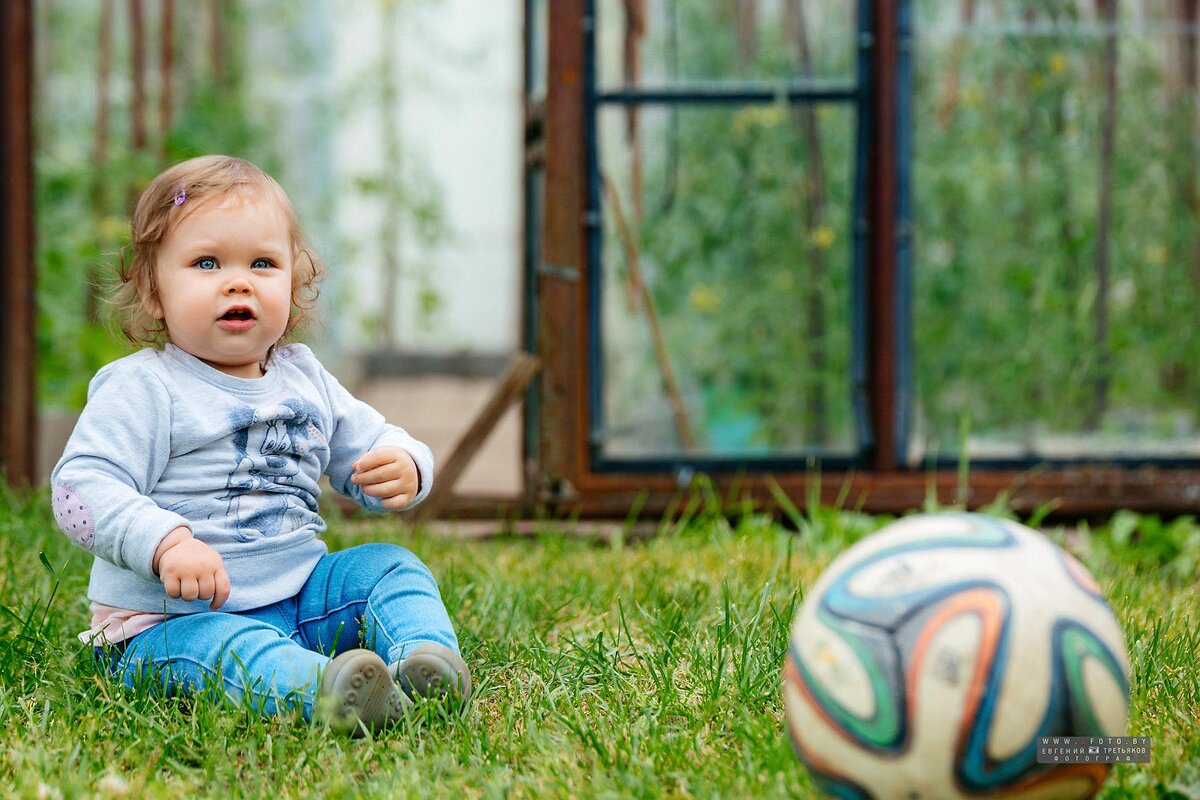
[[331, 0, 523, 357]]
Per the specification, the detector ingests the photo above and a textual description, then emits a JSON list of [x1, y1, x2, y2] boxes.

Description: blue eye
[[252, 258, 275, 270], [194, 257, 218, 270]]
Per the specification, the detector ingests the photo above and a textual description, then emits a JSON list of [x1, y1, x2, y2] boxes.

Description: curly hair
[[112, 155, 324, 349]]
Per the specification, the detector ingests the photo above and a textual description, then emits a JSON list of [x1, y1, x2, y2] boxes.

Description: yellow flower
[[1049, 52, 1068, 75], [962, 86, 984, 109], [731, 105, 786, 137], [758, 105, 786, 128], [1030, 73, 1046, 92], [1146, 244, 1168, 266], [689, 283, 721, 314], [812, 226, 835, 250]]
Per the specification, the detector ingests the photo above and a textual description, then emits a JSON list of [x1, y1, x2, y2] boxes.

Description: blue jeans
[[106, 542, 459, 720]]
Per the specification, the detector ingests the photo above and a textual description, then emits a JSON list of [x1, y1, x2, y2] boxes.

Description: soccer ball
[[783, 513, 1129, 799]]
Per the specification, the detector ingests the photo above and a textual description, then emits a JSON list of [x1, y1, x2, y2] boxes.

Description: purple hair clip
[[173, 181, 187, 206]]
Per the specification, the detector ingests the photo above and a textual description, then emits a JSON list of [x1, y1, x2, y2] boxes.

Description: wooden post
[[0, 0, 37, 487], [538, 0, 588, 498]]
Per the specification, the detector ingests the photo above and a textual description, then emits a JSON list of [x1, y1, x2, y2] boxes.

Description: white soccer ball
[[783, 513, 1130, 799]]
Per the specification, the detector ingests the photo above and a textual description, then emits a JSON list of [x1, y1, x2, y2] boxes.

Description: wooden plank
[[0, 0, 37, 488], [547, 467, 1200, 518], [345, 462, 1200, 520], [412, 353, 542, 520]]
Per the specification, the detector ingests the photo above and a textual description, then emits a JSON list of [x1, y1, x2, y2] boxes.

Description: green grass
[[0, 485, 1197, 799]]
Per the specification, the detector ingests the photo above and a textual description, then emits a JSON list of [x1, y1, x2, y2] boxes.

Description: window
[[588, 0, 868, 471], [528, 0, 1200, 515]]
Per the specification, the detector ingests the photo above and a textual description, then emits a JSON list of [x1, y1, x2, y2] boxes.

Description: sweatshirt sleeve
[[50, 360, 189, 582], [314, 362, 435, 513]]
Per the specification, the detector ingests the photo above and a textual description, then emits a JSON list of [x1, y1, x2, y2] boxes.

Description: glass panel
[[595, 0, 857, 90], [526, 0, 549, 103], [913, 1, 1200, 461], [597, 103, 857, 459]]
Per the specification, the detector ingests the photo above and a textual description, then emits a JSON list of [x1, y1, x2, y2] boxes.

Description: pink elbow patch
[[52, 482, 95, 550]]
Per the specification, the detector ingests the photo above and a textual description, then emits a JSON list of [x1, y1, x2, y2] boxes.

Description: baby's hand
[[154, 526, 231, 610], [351, 446, 419, 510]]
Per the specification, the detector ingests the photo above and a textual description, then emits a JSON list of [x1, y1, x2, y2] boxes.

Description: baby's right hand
[[153, 526, 231, 610]]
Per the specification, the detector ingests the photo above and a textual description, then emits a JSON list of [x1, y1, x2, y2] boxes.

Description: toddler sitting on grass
[[51, 154, 469, 735]]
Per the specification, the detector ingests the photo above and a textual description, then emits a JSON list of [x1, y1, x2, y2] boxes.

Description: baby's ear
[[142, 293, 164, 321]]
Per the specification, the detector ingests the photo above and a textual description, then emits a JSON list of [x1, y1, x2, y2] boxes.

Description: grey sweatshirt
[[51, 344, 434, 614]]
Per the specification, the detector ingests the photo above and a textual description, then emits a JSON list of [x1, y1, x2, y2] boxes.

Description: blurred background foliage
[[34, 0, 448, 411], [35, 0, 313, 409]]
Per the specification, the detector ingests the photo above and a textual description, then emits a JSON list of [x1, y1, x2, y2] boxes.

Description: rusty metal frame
[[0, 0, 37, 488], [531, 0, 1200, 517]]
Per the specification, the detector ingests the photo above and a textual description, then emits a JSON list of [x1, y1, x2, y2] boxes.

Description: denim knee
[[358, 541, 423, 566], [353, 542, 435, 584]]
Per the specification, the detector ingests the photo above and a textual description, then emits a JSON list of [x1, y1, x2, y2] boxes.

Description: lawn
[[0, 484, 1197, 799]]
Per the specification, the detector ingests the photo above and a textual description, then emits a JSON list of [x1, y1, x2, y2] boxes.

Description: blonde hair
[[114, 155, 324, 348]]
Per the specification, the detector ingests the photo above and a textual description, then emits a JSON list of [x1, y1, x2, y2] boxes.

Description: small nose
[[224, 276, 252, 295]]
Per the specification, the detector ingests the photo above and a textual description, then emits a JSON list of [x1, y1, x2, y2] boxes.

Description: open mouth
[[220, 308, 256, 322]]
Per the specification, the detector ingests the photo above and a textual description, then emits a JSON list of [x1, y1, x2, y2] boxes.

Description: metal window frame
[[529, 0, 1200, 517]]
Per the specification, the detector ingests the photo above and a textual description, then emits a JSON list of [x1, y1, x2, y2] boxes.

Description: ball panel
[[791, 612, 882, 719], [790, 618, 905, 749], [800, 513, 1018, 608], [784, 658, 901, 798], [1057, 547, 1103, 597], [1060, 623, 1130, 737], [960, 623, 1121, 791]]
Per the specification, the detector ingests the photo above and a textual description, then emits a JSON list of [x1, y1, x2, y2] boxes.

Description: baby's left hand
[[351, 447, 420, 510]]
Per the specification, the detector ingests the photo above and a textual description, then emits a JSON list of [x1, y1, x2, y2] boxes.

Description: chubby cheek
[[262, 283, 294, 324], [265, 294, 294, 333]]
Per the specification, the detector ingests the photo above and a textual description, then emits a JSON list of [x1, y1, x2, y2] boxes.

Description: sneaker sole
[[395, 644, 472, 701], [320, 649, 409, 735]]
